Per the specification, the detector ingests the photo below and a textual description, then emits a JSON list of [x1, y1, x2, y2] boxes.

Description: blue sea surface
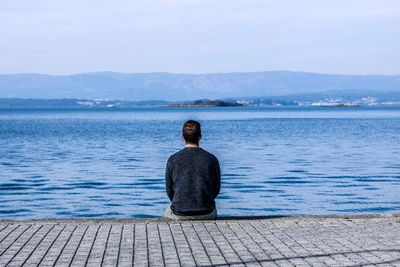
[[0, 106, 399, 219]]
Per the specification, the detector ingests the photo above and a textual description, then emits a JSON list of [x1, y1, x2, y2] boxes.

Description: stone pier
[[0, 214, 399, 266]]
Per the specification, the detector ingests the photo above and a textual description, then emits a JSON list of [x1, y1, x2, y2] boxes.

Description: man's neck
[[185, 143, 199, 148]]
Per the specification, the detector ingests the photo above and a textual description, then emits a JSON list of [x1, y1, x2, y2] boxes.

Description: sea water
[[0, 106, 399, 219]]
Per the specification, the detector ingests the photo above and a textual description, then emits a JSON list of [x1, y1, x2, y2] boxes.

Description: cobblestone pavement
[[0, 214, 399, 266]]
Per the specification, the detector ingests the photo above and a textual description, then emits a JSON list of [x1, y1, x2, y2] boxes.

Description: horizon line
[[0, 70, 399, 77]]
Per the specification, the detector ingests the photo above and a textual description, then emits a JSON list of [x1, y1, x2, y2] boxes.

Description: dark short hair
[[182, 120, 201, 144]]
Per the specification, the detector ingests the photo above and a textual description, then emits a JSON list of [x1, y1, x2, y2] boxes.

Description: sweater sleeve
[[165, 157, 174, 201], [213, 157, 221, 199]]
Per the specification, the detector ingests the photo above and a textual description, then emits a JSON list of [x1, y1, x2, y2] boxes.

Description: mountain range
[[0, 71, 399, 100]]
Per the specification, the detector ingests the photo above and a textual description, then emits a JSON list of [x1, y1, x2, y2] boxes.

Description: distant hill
[[0, 71, 399, 100]]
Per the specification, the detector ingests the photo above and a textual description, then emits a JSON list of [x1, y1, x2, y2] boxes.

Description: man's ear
[[199, 133, 202, 140]]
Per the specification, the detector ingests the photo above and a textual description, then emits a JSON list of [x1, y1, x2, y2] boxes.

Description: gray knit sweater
[[165, 147, 221, 216]]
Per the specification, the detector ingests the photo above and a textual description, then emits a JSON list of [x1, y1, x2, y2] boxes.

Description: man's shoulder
[[167, 151, 179, 162], [199, 148, 219, 163], [168, 148, 187, 162], [168, 148, 218, 162]]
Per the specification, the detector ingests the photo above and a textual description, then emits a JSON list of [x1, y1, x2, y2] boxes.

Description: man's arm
[[213, 158, 221, 199], [165, 158, 174, 201]]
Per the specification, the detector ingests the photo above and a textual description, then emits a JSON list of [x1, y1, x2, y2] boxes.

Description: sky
[[0, 0, 399, 75]]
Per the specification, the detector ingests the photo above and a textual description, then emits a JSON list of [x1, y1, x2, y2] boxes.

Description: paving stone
[[0, 215, 399, 266], [117, 224, 134, 267], [133, 223, 149, 266], [0, 224, 42, 266], [102, 223, 123, 267], [52, 224, 88, 266], [37, 224, 77, 266], [6, 224, 54, 266], [23, 224, 65, 266], [69, 223, 100, 266]]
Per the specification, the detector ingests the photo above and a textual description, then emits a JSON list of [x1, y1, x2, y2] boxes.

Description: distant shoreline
[[1, 97, 400, 109]]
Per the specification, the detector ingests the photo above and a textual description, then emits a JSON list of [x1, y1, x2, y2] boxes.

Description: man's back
[[165, 147, 220, 216]]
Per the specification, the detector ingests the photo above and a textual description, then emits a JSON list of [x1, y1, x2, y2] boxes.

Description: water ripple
[[1, 107, 400, 219]]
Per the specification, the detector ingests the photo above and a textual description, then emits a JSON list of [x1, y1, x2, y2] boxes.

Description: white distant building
[[360, 97, 379, 105], [77, 101, 94, 106]]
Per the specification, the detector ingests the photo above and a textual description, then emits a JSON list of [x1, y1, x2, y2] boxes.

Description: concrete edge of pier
[[1, 212, 399, 224]]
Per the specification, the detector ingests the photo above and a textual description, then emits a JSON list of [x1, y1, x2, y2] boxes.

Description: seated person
[[164, 120, 221, 220]]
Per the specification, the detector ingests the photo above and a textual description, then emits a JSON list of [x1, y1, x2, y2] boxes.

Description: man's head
[[182, 120, 202, 145]]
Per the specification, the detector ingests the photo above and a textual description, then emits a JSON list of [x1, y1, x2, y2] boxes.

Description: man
[[164, 120, 221, 220]]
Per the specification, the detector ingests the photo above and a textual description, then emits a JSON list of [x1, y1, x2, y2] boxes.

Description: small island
[[310, 102, 359, 107], [167, 99, 243, 107]]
